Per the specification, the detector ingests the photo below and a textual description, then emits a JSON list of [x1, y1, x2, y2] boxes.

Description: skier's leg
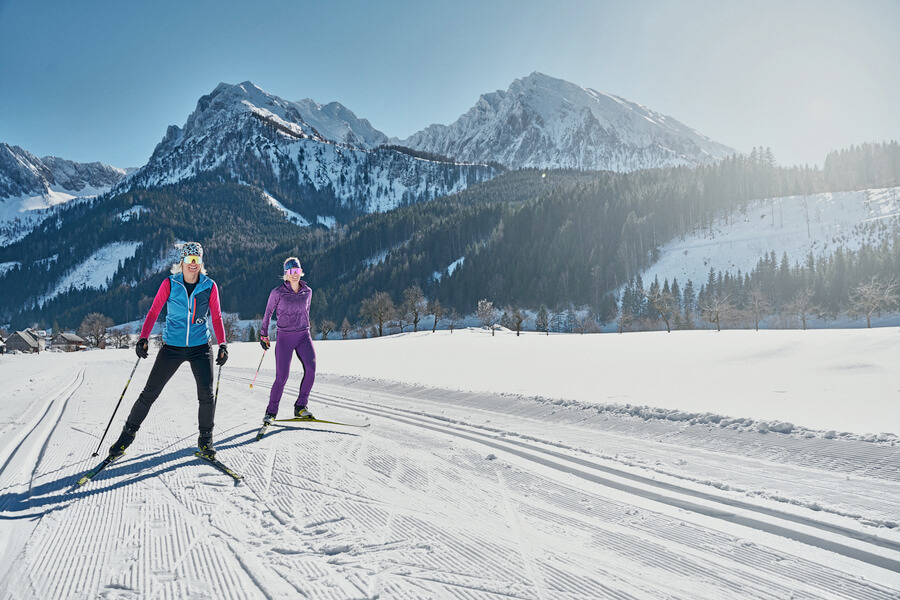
[[124, 345, 184, 428], [111, 345, 183, 455], [188, 344, 216, 434], [295, 332, 317, 408], [266, 331, 296, 416]]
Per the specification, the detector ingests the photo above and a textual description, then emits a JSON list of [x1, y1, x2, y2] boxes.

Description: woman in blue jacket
[[108, 242, 228, 459]]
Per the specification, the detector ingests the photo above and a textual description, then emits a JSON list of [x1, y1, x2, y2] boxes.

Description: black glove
[[216, 344, 228, 366], [259, 336, 270, 351], [135, 338, 149, 359]]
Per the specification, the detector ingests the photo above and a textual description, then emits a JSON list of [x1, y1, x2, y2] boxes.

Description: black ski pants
[[125, 344, 216, 435]]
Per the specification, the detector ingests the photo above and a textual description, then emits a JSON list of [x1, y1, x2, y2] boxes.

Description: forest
[[1, 140, 899, 335]]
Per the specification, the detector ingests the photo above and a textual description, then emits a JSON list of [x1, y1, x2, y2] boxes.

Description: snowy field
[[0, 328, 898, 599]]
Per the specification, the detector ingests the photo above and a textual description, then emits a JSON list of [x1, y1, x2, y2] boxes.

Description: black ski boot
[[294, 405, 315, 420], [109, 424, 138, 458], [197, 431, 216, 459]]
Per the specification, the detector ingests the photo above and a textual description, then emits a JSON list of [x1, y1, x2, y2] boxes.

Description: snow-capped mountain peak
[[0, 143, 127, 245], [292, 98, 390, 149], [402, 71, 737, 171], [124, 81, 497, 221]]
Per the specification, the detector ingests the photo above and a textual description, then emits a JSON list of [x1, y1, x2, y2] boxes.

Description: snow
[[40, 241, 142, 305], [316, 215, 336, 228], [641, 186, 900, 289], [261, 191, 309, 226], [433, 256, 464, 282], [0, 328, 898, 598], [118, 205, 149, 222], [0, 261, 19, 276]]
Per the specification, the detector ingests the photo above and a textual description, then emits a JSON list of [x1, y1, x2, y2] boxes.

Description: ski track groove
[[3, 360, 898, 599], [302, 382, 900, 556], [493, 466, 549, 600], [298, 378, 886, 598], [225, 371, 900, 599]]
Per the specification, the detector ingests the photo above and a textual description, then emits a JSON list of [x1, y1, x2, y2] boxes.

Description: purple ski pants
[[267, 329, 317, 416]]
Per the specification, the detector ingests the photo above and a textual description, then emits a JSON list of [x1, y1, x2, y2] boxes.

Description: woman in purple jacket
[[259, 257, 316, 425]]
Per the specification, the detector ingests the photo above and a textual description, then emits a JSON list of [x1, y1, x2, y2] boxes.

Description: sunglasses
[[285, 267, 303, 275], [183, 255, 203, 265]]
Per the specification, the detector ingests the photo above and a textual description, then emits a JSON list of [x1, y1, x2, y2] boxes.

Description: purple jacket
[[261, 281, 312, 335]]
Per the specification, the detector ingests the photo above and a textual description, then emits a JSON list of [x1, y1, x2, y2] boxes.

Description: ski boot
[[197, 431, 216, 459], [263, 413, 276, 425], [294, 405, 315, 420], [109, 424, 138, 458]]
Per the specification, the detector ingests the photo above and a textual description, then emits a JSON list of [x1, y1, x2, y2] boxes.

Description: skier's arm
[[209, 281, 227, 345], [260, 289, 279, 337], [140, 278, 171, 339]]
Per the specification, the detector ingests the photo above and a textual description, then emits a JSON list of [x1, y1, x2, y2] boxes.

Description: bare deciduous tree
[[319, 319, 335, 340], [746, 285, 771, 331], [645, 287, 678, 333], [79, 312, 114, 348], [359, 291, 396, 337], [476, 299, 498, 336], [446, 309, 461, 333], [700, 294, 734, 332], [403, 285, 427, 333], [222, 312, 241, 342], [850, 276, 898, 328], [427, 299, 443, 333], [783, 286, 818, 330], [110, 324, 132, 349], [341, 318, 352, 340]]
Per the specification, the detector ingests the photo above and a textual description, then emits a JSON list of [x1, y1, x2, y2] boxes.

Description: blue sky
[[1, 0, 898, 169]]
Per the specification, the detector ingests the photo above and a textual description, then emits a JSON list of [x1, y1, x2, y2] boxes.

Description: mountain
[[123, 82, 497, 223], [291, 98, 390, 149], [402, 72, 737, 171], [0, 143, 127, 244]]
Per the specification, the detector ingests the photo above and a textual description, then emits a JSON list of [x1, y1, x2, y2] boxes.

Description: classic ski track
[[320, 386, 900, 571], [493, 466, 550, 600], [25, 368, 85, 499], [256, 377, 900, 570], [225, 373, 900, 598], [235, 376, 553, 598], [0, 367, 85, 486], [151, 462, 284, 599]]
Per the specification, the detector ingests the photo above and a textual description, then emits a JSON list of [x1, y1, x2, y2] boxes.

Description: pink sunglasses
[[285, 268, 303, 275]]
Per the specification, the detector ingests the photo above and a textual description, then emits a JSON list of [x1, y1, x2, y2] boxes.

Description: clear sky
[[1, 0, 898, 169]]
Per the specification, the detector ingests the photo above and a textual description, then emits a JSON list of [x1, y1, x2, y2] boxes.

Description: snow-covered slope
[[642, 186, 900, 288], [38, 241, 143, 306], [124, 81, 497, 221], [0, 329, 897, 598], [402, 72, 738, 171], [292, 98, 390, 149], [0, 143, 127, 245]]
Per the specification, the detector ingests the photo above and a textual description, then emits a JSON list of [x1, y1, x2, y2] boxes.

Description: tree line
[[3, 140, 899, 333]]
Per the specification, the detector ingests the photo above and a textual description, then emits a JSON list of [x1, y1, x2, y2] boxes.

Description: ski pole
[[92, 356, 141, 457], [214, 363, 223, 403], [249, 350, 266, 388]]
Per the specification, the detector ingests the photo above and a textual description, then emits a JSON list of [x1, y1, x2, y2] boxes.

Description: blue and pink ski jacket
[[140, 274, 226, 347]]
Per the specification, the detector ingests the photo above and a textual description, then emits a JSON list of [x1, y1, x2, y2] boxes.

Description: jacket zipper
[[173, 278, 197, 346]]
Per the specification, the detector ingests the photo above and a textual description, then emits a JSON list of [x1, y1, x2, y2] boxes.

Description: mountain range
[[1, 72, 738, 236], [12, 72, 896, 333]]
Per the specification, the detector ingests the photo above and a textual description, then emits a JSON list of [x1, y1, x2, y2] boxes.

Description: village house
[[51, 332, 87, 352], [5, 330, 43, 354]]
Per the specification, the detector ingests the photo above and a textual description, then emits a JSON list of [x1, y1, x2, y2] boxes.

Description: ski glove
[[216, 344, 229, 366], [259, 336, 270, 351], [135, 338, 149, 359]]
